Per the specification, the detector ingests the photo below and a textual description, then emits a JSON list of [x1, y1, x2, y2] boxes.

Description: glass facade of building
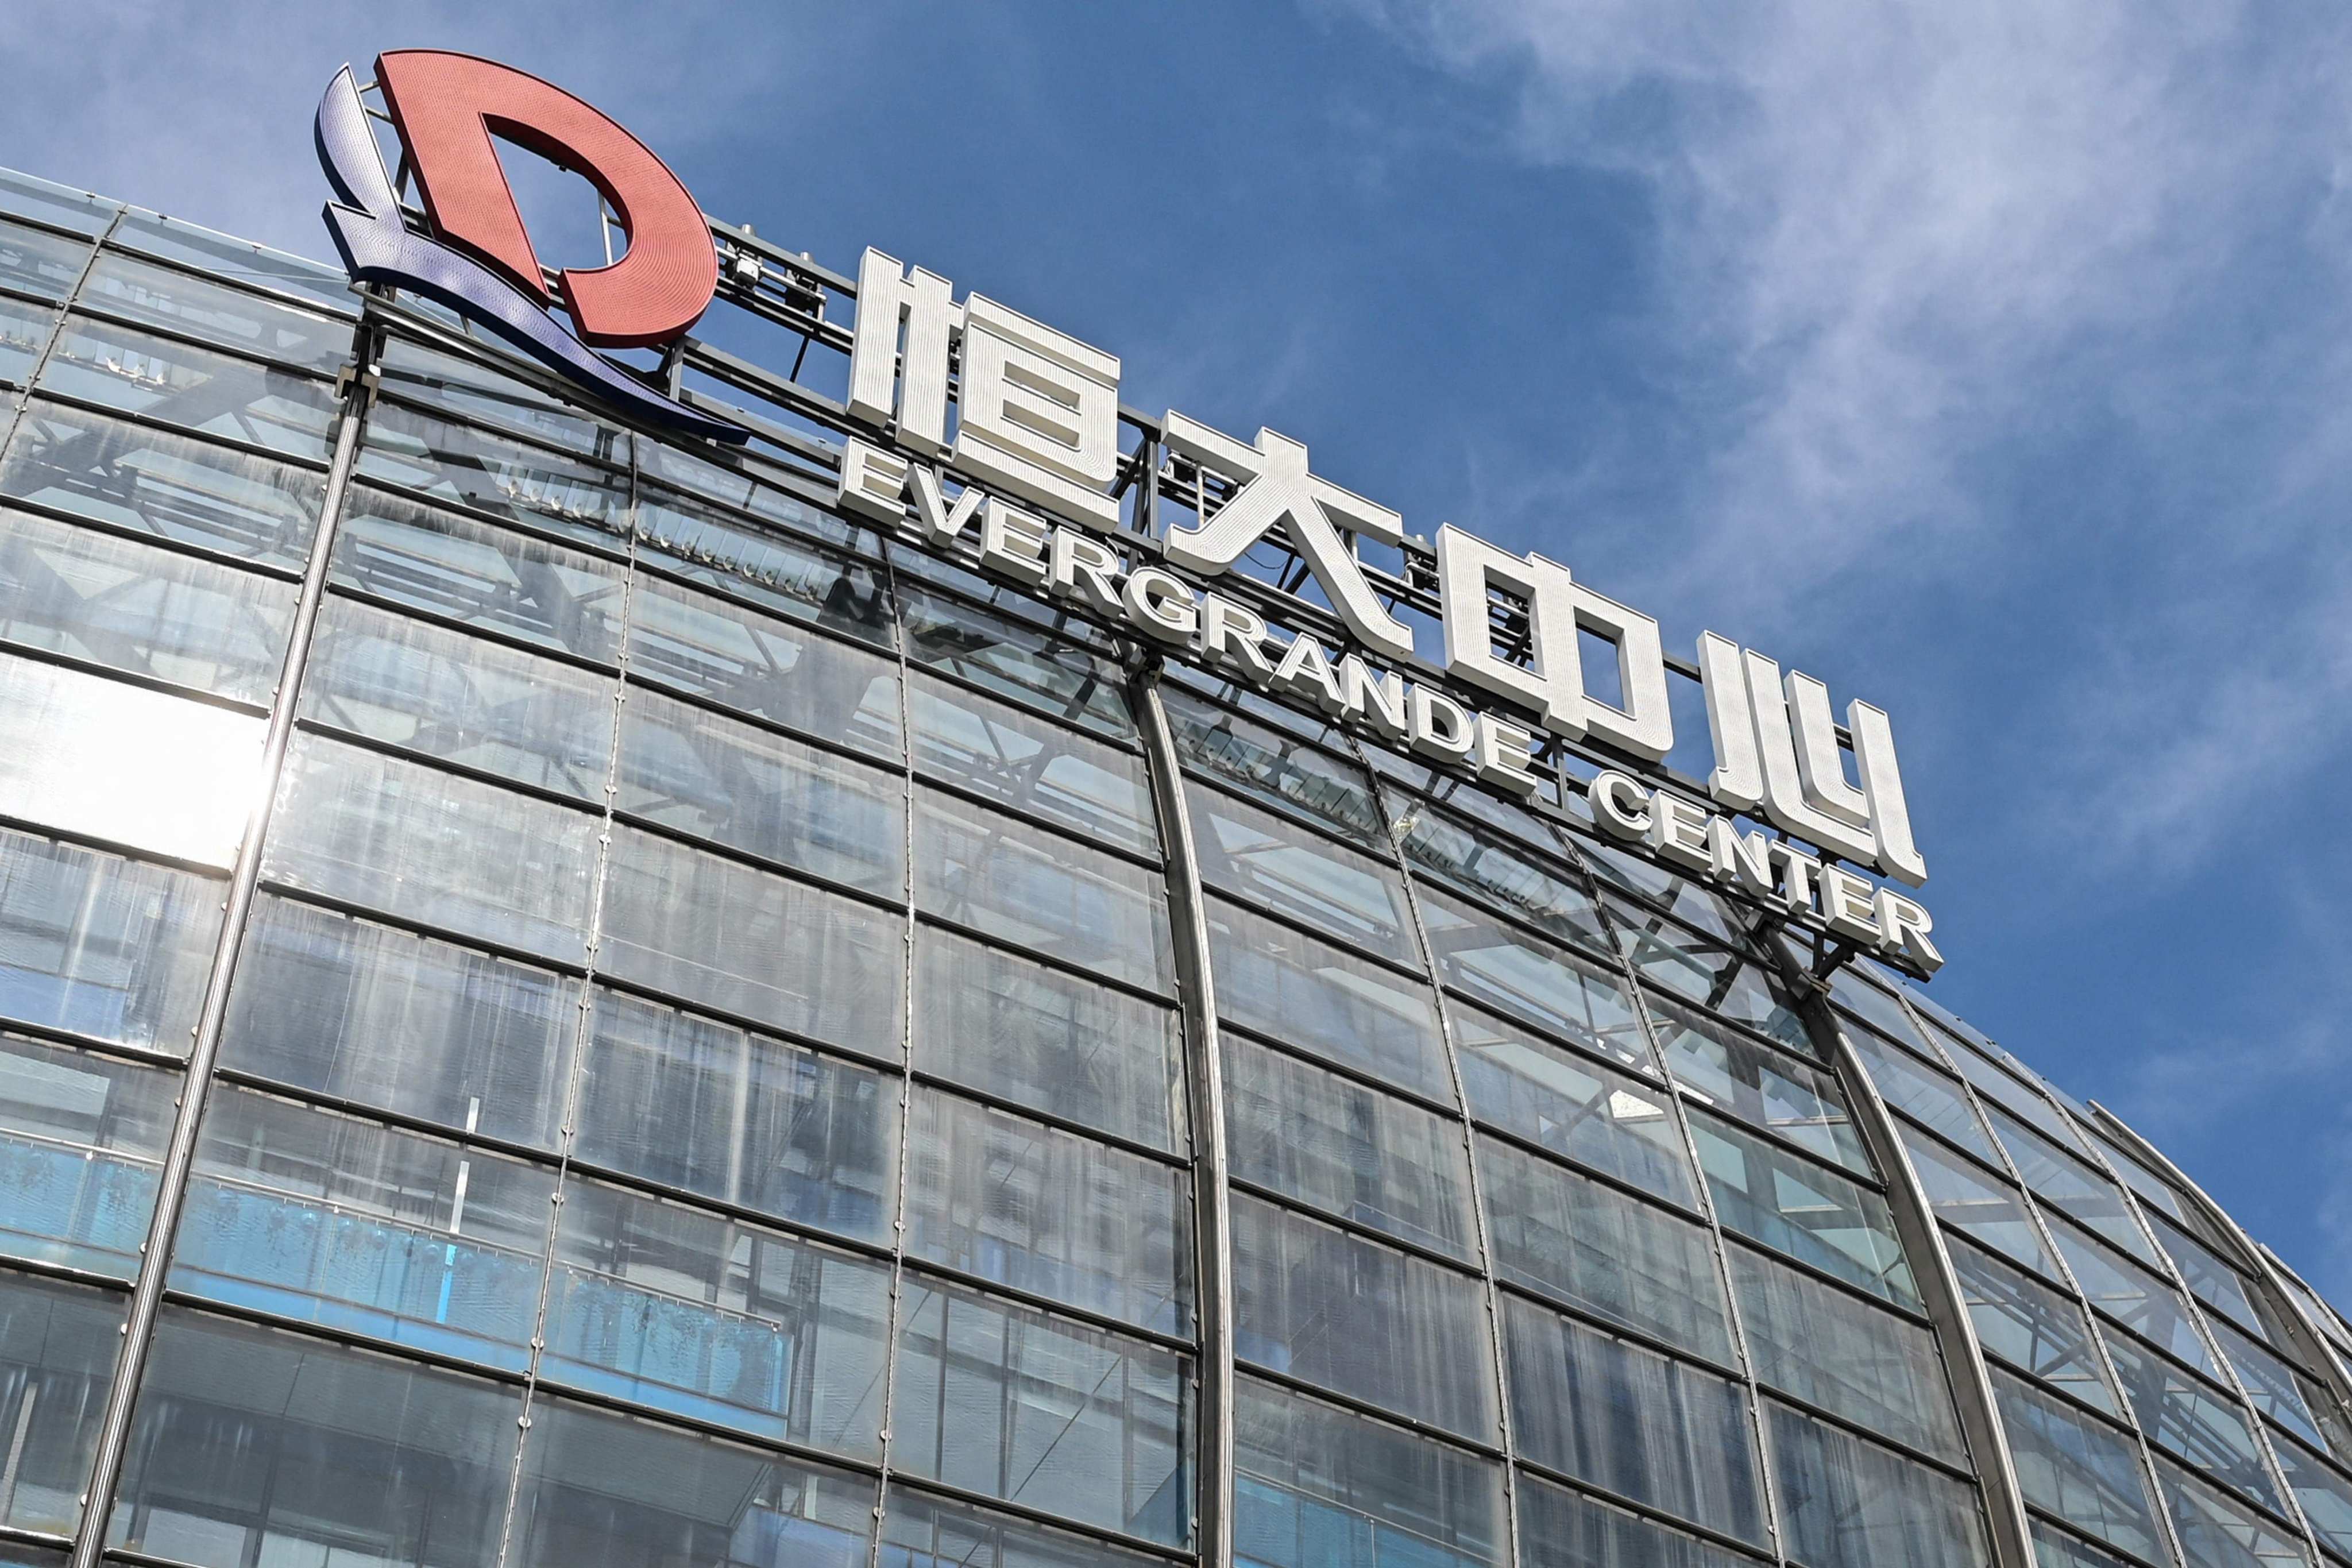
[[0, 161, 2345, 1568]]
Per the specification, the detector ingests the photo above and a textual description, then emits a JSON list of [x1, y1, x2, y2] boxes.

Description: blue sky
[[9, 1, 2350, 1303]]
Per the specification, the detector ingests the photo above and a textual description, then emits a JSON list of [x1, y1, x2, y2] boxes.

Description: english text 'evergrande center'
[[0, 47, 2343, 1568]]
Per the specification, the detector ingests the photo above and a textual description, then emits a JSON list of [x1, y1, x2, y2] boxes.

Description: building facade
[[0, 152, 2344, 1568]]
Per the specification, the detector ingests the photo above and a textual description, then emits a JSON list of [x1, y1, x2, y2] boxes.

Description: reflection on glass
[[1949, 1236, 2121, 1417], [0, 826, 222, 1053], [0, 296, 54, 386], [1454, 998, 1690, 1202], [1899, 1123, 2061, 1279], [1764, 1400, 1991, 1568], [638, 485, 891, 644], [1517, 1473, 1750, 1568], [899, 584, 1132, 737], [110, 210, 357, 314], [0, 218, 91, 300], [358, 400, 627, 545], [82, 253, 349, 372], [0, 1271, 123, 1538], [1992, 1368, 2166, 1563], [0, 1032, 171, 1276], [38, 315, 335, 459], [910, 671, 1156, 853], [628, 573, 901, 758], [1163, 683, 1384, 850], [377, 335, 624, 458], [1210, 895, 1449, 1103], [1693, 1109, 1920, 1310], [1397, 801, 1608, 953], [1188, 778, 1418, 965], [880, 1490, 1172, 1568], [1419, 887, 1650, 1070], [1658, 1003, 1871, 1176]]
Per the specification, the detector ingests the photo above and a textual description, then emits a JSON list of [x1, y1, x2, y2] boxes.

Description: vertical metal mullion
[[66, 312, 379, 1568], [1131, 665, 1231, 1568], [1774, 964, 2038, 1568], [488, 438, 642, 1568], [1352, 750, 1520, 1568]]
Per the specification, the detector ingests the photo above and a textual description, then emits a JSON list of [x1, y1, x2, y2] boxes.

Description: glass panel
[[2102, 1332, 2278, 1511], [0, 827, 221, 1054], [1992, 1368, 2167, 1564], [264, 734, 597, 962], [628, 572, 901, 757], [1231, 1192, 1496, 1440], [39, 315, 334, 459], [2050, 1212, 2219, 1373], [0, 170, 116, 236], [1164, 685, 1384, 850], [1898, 1123, 2061, 1278], [2096, 1133, 2191, 1225], [222, 895, 576, 1146], [1481, 1133, 1734, 1366], [916, 792, 1171, 994], [81, 253, 348, 372], [1224, 1033, 1476, 1262], [1826, 970, 1931, 1053], [1729, 1244, 1964, 1462], [1845, 1024, 1999, 1164], [1985, 1104, 2158, 1265], [302, 596, 615, 799], [1656, 1004, 1870, 1176], [2270, 1431, 2352, 1563], [1211, 893, 1450, 1102], [910, 671, 1155, 854], [0, 219, 94, 300], [1503, 1293, 1768, 1546], [638, 487, 891, 643], [0, 400, 325, 568], [1516, 1475, 1754, 1568], [906, 1086, 1189, 1334], [2029, 1520, 2142, 1568], [571, 988, 897, 1247], [881, 1490, 1172, 1568], [0, 1032, 169, 1277], [0, 1270, 122, 1538], [357, 400, 627, 545], [1235, 1376, 1508, 1568], [0, 654, 262, 866], [0, 506, 295, 704], [1398, 802, 1610, 953], [1188, 778, 1418, 964], [2151, 1211, 2263, 1334], [376, 336, 623, 457], [2158, 1459, 2305, 1568], [600, 824, 903, 1059], [110, 211, 357, 314], [1948, 1236, 2121, 1417], [0, 296, 53, 385], [1764, 1400, 1991, 1568], [1418, 886, 1652, 1071], [913, 927, 1185, 1153], [540, 1175, 891, 1458], [1605, 901, 1810, 1053], [618, 685, 903, 895], [507, 1395, 872, 1568], [1691, 1110, 1918, 1309], [1946, 1040, 2091, 1156], [110, 1307, 518, 1567], [331, 485, 625, 663], [898, 585, 1133, 739], [2211, 1316, 2326, 1452], [176, 1088, 548, 1370], [637, 447, 841, 543], [891, 1275, 1190, 1546], [1453, 997, 1691, 1204]]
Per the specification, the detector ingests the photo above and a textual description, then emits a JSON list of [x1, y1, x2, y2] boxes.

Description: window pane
[[0, 507, 296, 704], [1189, 779, 1418, 965], [1516, 1473, 1753, 1568], [1605, 902, 1810, 1053], [1945, 1040, 2091, 1156], [1846, 1024, 2000, 1164], [1398, 804, 1609, 954], [571, 988, 897, 1247], [1454, 997, 1692, 1204], [0, 296, 53, 387], [2158, 1459, 2305, 1568], [0, 171, 115, 236], [880, 1489, 1172, 1568], [0, 400, 325, 568], [910, 671, 1155, 855], [1211, 896, 1450, 1102], [1419, 887, 1652, 1071], [0, 1032, 170, 1277], [302, 596, 615, 800], [331, 485, 625, 663], [40, 316, 335, 459], [0, 653, 263, 866], [906, 1086, 1190, 1335], [0, 827, 221, 1054], [111, 1308, 519, 1568], [82, 253, 349, 372], [628, 573, 901, 758], [2102, 1332, 2278, 1511], [0, 1270, 123, 1538], [1658, 1005, 1870, 1176], [1163, 685, 1384, 851], [601, 825, 903, 1058], [2211, 1316, 2325, 1452], [176, 1088, 548, 1370], [1827, 971, 1930, 1053], [357, 400, 628, 546], [891, 1275, 1189, 1546], [541, 1175, 890, 1459], [917, 792, 1171, 993], [636, 452, 854, 549], [2270, 1431, 2352, 1563], [618, 685, 903, 896], [508, 1395, 872, 1568], [222, 895, 574, 1150], [1231, 1192, 1496, 1440], [899, 585, 1133, 740], [1730, 1244, 1964, 1462], [1991, 1367, 2166, 1563], [1692, 1110, 1918, 1309], [1899, 1123, 2061, 1278], [1225, 1033, 1476, 1262], [1765, 1400, 1991, 1568], [2050, 1212, 2219, 1373], [1503, 1293, 1768, 1547], [1235, 1376, 1507, 1568], [638, 488, 891, 646], [2029, 1520, 2142, 1568], [376, 337, 624, 458], [2151, 1211, 2262, 1334], [110, 211, 357, 314], [1985, 1105, 2157, 1266], [265, 735, 597, 962], [913, 927, 1185, 1153], [1948, 1237, 2120, 1417], [0, 219, 90, 301], [1481, 1134, 1733, 1366]]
